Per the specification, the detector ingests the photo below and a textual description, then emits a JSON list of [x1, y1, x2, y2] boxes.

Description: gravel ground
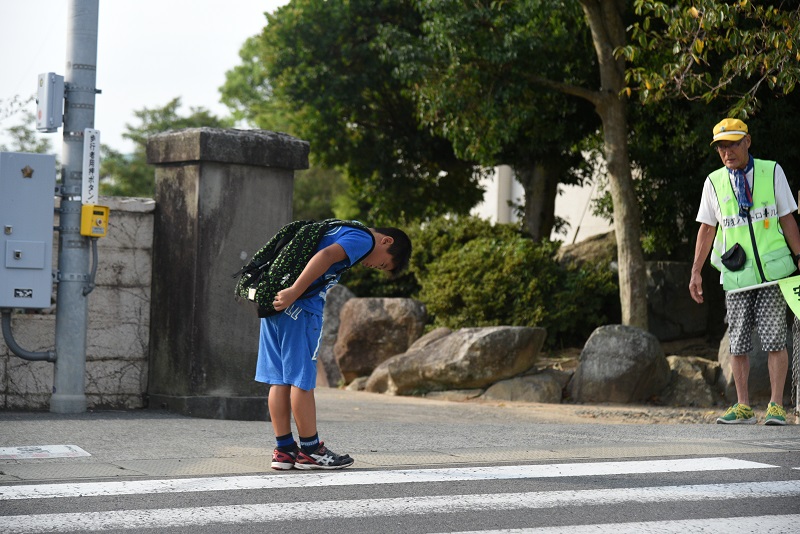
[[497, 337, 798, 425]]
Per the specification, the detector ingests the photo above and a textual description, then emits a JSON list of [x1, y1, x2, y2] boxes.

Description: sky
[[0, 0, 289, 153]]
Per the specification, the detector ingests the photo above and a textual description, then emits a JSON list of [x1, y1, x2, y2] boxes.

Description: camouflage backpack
[[232, 219, 374, 318]]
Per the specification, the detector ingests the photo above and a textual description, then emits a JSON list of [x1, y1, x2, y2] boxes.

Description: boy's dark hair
[[375, 227, 412, 275]]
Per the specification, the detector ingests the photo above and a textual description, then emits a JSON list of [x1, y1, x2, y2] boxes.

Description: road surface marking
[[0, 456, 774, 500], [439, 514, 800, 534], [3, 480, 799, 533]]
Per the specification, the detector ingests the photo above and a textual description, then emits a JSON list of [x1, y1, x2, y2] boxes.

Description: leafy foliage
[[341, 216, 514, 300], [292, 167, 350, 221], [413, 217, 618, 346], [342, 216, 618, 347], [339, 264, 421, 301], [378, 0, 600, 239], [624, 0, 800, 116], [221, 0, 484, 224], [220, 36, 287, 131], [600, 1, 800, 256], [100, 98, 233, 197], [386, 0, 597, 164], [0, 102, 54, 155], [623, 98, 723, 256]]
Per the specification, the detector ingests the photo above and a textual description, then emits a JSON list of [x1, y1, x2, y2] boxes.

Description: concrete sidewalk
[[2, 389, 798, 483]]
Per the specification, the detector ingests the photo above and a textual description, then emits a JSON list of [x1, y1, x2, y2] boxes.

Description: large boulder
[[316, 284, 355, 388], [570, 325, 671, 403], [370, 326, 546, 395], [334, 298, 427, 383], [660, 355, 721, 408], [363, 358, 395, 394], [408, 327, 453, 350], [363, 327, 454, 394], [481, 369, 568, 404], [556, 231, 616, 265]]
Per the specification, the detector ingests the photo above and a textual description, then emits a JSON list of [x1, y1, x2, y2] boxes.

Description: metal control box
[[36, 72, 65, 133], [0, 152, 57, 308], [80, 204, 109, 237]]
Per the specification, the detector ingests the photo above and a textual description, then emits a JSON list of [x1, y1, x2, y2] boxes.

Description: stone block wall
[[0, 196, 154, 410]]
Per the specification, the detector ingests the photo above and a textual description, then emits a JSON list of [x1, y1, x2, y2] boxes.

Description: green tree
[[0, 106, 54, 154], [380, 0, 600, 241], [624, 0, 800, 116], [221, 0, 484, 224], [292, 167, 351, 221], [223, 36, 359, 221], [100, 98, 233, 197], [221, 36, 294, 134], [382, 0, 647, 329], [615, 1, 800, 256]]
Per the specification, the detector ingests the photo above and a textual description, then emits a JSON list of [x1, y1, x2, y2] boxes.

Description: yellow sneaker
[[716, 403, 757, 424], [764, 402, 787, 426]]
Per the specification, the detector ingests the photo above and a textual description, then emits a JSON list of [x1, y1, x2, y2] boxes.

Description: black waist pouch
[[721, 243, 746, 271]]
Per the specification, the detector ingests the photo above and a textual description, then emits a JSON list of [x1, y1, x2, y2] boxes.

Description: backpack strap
[[293, 220, 375, 301]]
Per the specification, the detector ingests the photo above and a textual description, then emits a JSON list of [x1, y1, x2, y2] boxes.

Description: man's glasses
[[714, 138, 745, 153]]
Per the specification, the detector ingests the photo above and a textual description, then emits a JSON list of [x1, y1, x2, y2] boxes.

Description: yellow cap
[[711, 118, 748, 145]]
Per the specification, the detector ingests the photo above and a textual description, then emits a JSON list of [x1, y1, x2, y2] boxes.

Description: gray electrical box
[[36, 72, 65, 133], [0, 152, 57, 309]]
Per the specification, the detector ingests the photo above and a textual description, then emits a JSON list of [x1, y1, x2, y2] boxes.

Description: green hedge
[[341, 216, 618, 347]]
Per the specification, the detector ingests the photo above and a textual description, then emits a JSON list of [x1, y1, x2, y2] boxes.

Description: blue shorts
[[255, 304, 323, 391]]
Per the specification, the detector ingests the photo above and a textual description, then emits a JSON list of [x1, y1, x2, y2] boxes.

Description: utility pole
[[51, 0, 100, 413]]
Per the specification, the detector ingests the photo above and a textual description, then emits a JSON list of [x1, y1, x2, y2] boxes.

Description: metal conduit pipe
[[1, 310, 57, 362], [82, 238, 98, 296]]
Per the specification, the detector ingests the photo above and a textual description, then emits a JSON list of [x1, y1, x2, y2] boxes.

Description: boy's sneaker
[[271, 448, 297, 470], [295, 442, 354, 470], [764, 402, 787, 426], [716, 403, 757, 424]]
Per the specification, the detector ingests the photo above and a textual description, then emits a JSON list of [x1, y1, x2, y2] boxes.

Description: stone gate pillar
[[145, 128, 308, 420]]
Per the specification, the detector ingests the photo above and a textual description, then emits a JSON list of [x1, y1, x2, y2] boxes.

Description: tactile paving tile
[[224, 456, 275, 472], [0, 462, 144, 481], [447, 441, 779, 463], [348, 451, 461, 467], [114, 458, 266, 477], [736, 438, 800, 451]]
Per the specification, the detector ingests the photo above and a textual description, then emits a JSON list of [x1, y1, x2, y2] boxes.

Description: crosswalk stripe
[[439, 514, 800, 534], [4, 480, 799, 534], [0, 456, 774, 501]]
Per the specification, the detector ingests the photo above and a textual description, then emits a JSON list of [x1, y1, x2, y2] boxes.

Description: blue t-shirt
[[294, 225, 373, 316]]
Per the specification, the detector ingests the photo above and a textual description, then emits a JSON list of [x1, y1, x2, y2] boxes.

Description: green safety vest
[[709, 159, 794, 290]]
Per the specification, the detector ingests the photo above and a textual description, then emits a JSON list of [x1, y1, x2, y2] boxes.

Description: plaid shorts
[[725, 284, 787, 355]]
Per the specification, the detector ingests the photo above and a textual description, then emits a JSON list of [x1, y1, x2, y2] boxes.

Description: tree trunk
[[580, 0, 648, 330], [597, 96, 648, 330], [514, 161, 559, 241]]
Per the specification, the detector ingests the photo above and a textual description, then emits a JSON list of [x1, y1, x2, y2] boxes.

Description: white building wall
[[471, 165, 612, 244], [472, 166, 523, 225]]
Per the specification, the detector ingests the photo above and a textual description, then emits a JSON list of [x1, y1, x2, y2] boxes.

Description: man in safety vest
[[689, 118, 800, 425]]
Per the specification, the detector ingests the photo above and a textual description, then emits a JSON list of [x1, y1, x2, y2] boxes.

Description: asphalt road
[[2, 389, 799, 532]]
